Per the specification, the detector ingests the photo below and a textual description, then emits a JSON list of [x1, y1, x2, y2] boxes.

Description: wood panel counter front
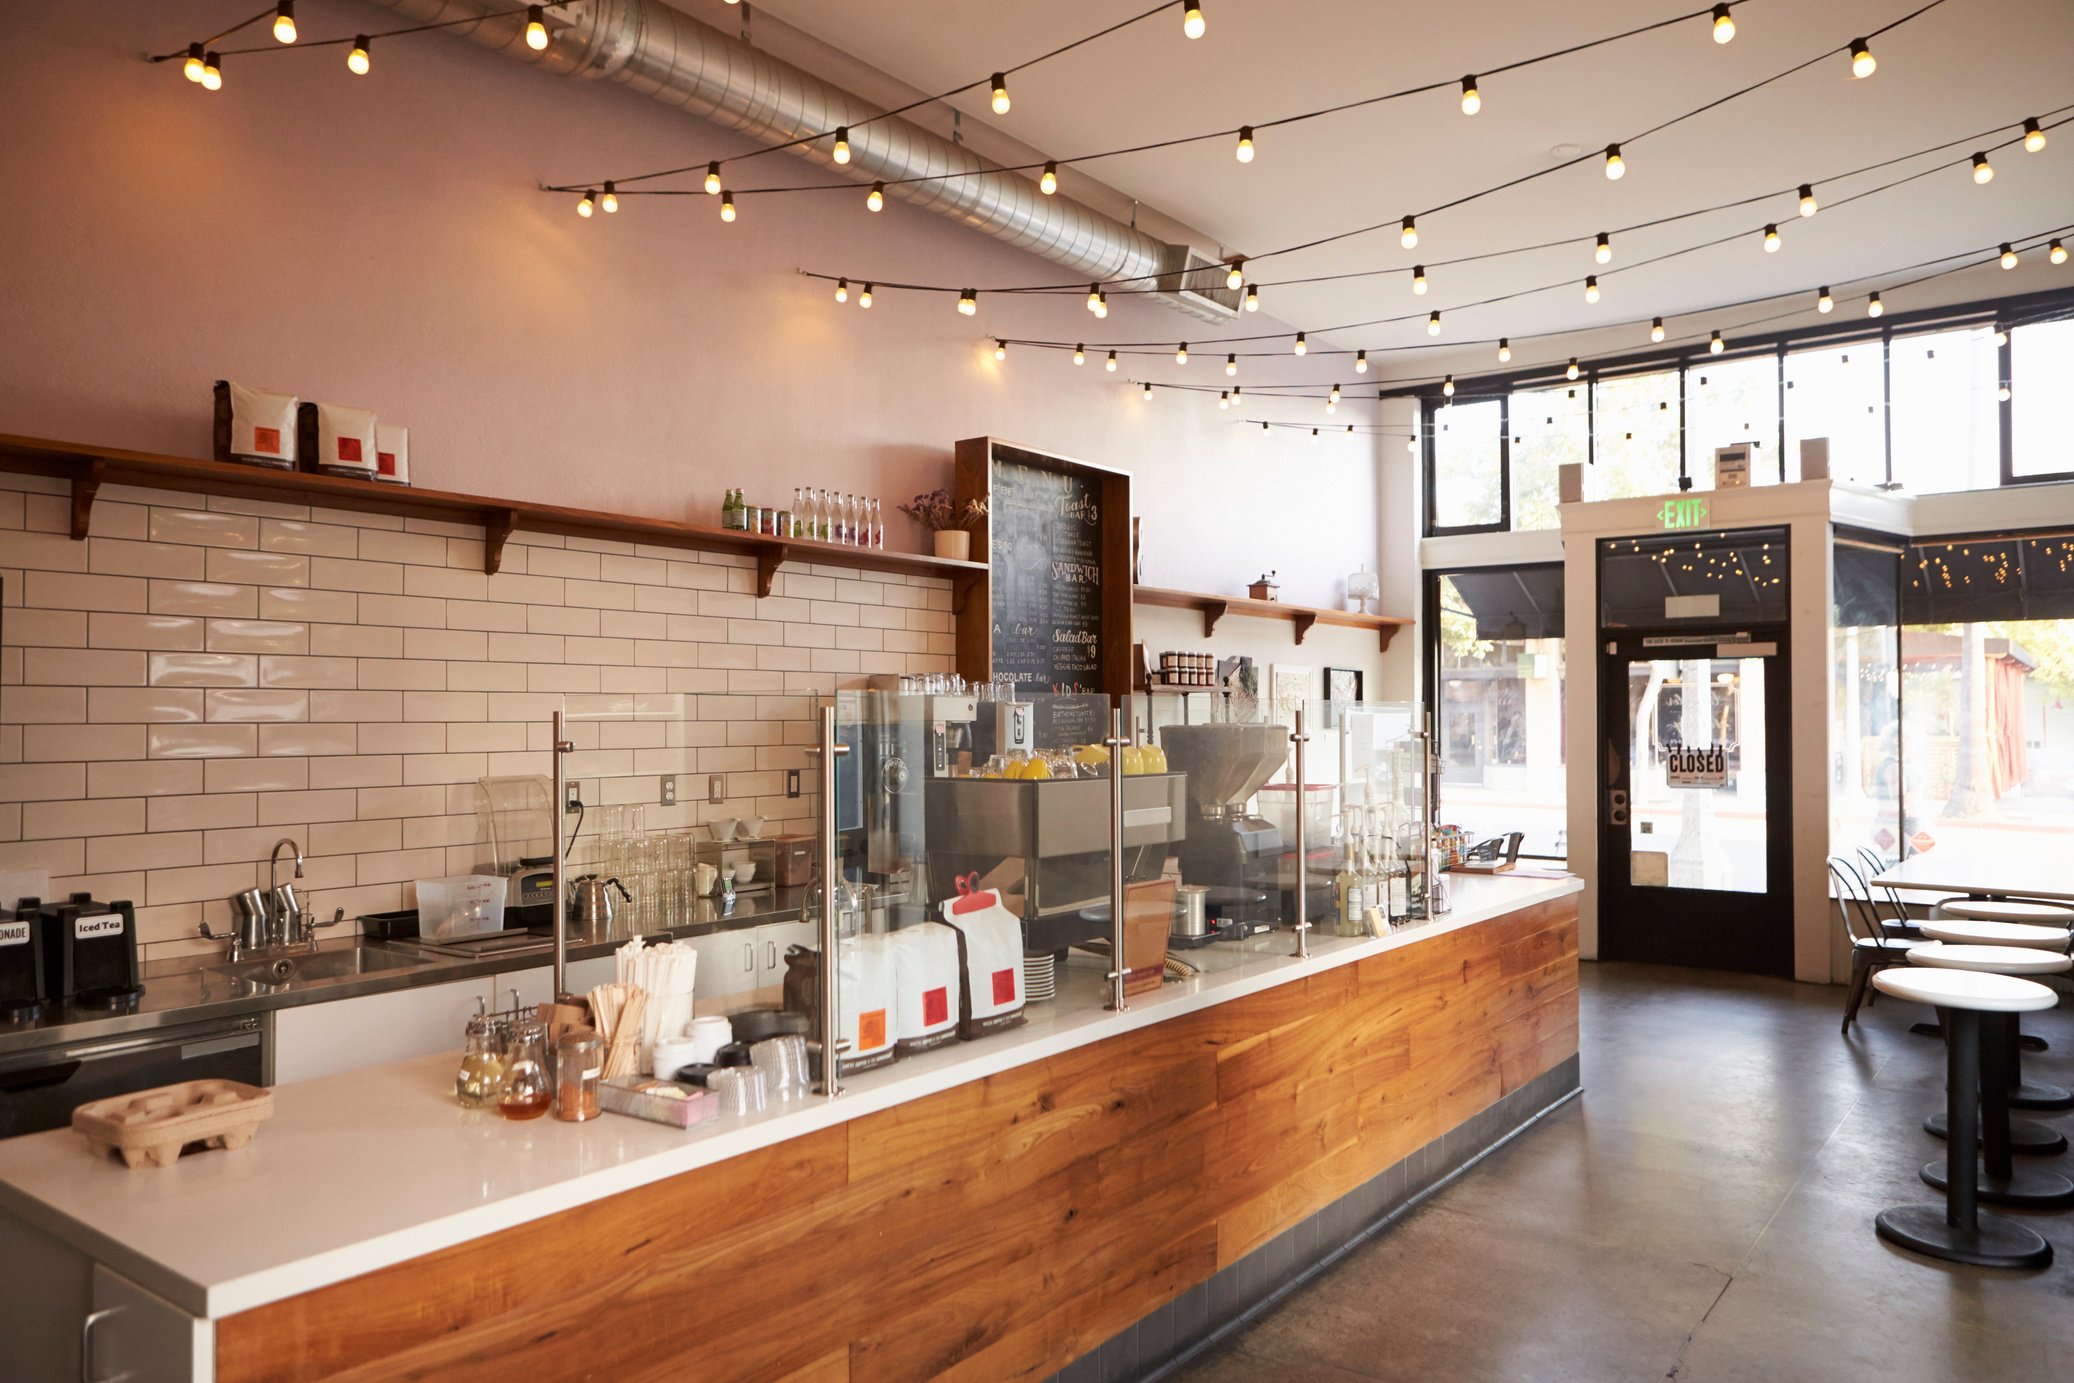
[[215, 889, 1578, 1382]]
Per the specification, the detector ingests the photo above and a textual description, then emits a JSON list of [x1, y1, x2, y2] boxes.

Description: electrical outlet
[[786, 769, 802, 799], [660, 774, 677, 807], [708, 774, 727, 804], [565, 780, 583, 814]]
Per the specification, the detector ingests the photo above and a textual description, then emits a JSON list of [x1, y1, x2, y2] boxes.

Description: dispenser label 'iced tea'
[[74, 915, 125, 940]]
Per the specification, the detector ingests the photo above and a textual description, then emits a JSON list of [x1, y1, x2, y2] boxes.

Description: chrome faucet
[[268, 838, 305, 947]]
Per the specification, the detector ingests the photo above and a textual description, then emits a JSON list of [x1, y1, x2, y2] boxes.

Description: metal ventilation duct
[[365, 0, 1238, 323]]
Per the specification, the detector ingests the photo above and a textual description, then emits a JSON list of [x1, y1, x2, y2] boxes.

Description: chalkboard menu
[[954, 439, 1131, 750]]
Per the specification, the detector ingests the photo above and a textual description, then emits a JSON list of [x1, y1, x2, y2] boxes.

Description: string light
[[1106, 350, 1119, 372], [1994, 329, 2009, 346], [577, 189, 594, 218], [834, 277, 849, 303], [1236, 126, 1256, 162], [526, 6, 550, 51], [1604, 144, 1625, 180], [1441, 375, 1455, 397], [994, 340, 1008, 361], [720, 191, 736, 222], [1867, 291, 1884, 317], [1498, 339, 1512, 362], [1355, 350, 1369, 373], [1400, 216, 1418, 249], [866, 181, 885, 211], [183, 43, 205, 82], [1329, 383, 1342, 404], [1073, 344, 1085, 364], [2024, 118, 2048, 153], [990, 73, 1011, 115], [1709, 329, 1725, 354], [601, 181, 618, 214], [1095, 289, 1110, 318], [1817, 286, 1834, 313], [1427, 310, 1442, 337], [1143, 381, 1155, 400], [2000, 242, 2019, 269], [1312, 428, 1321, 442], [1566, 358, 1581, 381], [1086, 285, 1103, 315], [1460, 76, 1481, 115], [1596, 232, 1613, 264], [2052, 240, 2069, 266], [1762, 223, 1780, 253], [1226, 259, 1245, 290], [1219, 390, 1230, 409], [833, 128, 852, 165], [1411, 266, 1428, 295], [1232, 386, 1241, 402], [1040, 161, 1058, 195], [859, 283, 874, 308], [1326, 397, 1337, 415], [1849, 38, 1875, 79], [958, 288, 978, 315], [1584, 275, 1600, 303], [705, 163, 722, 195], [1650, 318, 1665, 343], [273, 3, 297, 44], [347, 36, 370, 75], [1798, 183, 1818, 217], [1226, 353, 1239, 376], [1294, 332, 1308, 356], [202, 51, 222, 90], [1407, 437, 1418, 453], [1999, 383, 2013, 402], [1176, 343, 1190, 365], [1712, 4, 1735, 43], [1184, 3, 1206, 40], [1972, 152, 1994, 185]]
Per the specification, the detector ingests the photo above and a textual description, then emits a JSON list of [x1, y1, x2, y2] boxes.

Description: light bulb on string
[[1226, 353, 1239, 376], [720, 191, 736, 222], [1400, 216, 1418, 249], [2052, 240, 2068, 266], [1709, 330, 1725, 354], [835, 278, 849, 304], [1326, 398, 1337, 415], [202, 51, 222, 90], [1406, 436, 1418, 453], [1095, 290, 1110, 319], [1427, 311, 1442, 337], [1218, 391, 1230, 409], [1565, 358, 1580, 381], [1086, 285, 1103, 315], [1999, 383, 2013, 402], [1798, 184, 1818, 217], [1355, 350, 1369, 374], [1994, 330, 2009, 347], [1293, 333, 1308, 356], [1972, 153, 1994, 185], [1073, 344, 1085, 365], [600, 181, 618, 214], [705, 163, 722, 195], [526, 6, 550, 50], [1235, 126, 1255, 162], [347, 37, 371, 74], [1347, 425, 1356, 435], [577, 189, 595, 218], [1584, 275, 1600, 303], [832, 128, 851, 165], [958, 288, 977, 316], [1595, 232, 1613, 264], [1266, 422, 1274, 433], [1312, 429, 1320, 443], [866, 181, 885, 212], [1184, 3, 1206, 40], [1762, 224, 1780, 253], [1498, 339, 1511, 362], [1849, 38, 1875, 78], [1817, 286, 1834, 314], [2000, 243, 2019, 269], [994, 340, 1008, 362], [1604, 144, 1624, 180], [1867, 291, 1884, 318], [1329, 383, 1342, 404], [1441, 375, 1455, 398], [273, 2, 297, 44], [1040, 161, 1058, 195], [1411, 266, 1427, 295], [1106, 351, 1118, 372], [1650, 317, 1665, 343], [859, 284, 874, 308], [1226, 259, 1245, 291], [990, 73, 1010, 115], [1245, 284, 1260, 312], [1176, 343, 1189, 365], [1460, 76, 1480, 115], [1712, 4, 1735, 43], [1232, 386, 1242, 403], [183, 43, 205, 82], [2023, 118, 2047, 153]]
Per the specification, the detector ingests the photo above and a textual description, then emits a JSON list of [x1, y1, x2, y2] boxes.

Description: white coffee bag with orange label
[[213, 380, 299, 469]]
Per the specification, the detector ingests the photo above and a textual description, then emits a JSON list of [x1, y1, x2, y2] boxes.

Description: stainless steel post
[[550, 709, 575, 1002], [814, 705, 850, 1096], [1292, 705, 1311, 959], [1105, 706, 1129, 1012]]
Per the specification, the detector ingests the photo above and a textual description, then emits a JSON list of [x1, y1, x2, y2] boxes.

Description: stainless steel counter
[[0, 887, 807, 1059]]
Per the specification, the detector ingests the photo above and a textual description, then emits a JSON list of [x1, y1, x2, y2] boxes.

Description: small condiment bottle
[[553, 1032, 603, 1122], [498, 1020, 552, 1121], [454, 1013, 504, 1109]]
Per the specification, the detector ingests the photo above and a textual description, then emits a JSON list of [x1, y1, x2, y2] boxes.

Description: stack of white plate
[[1023, 951, 1057, 1002]]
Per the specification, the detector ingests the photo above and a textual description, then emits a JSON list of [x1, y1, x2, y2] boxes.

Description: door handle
[[766, 940, 778, 969], [1607, 788, 1629, 828], [743, 942, 755, 973], [80, 1306, 118, 1383]]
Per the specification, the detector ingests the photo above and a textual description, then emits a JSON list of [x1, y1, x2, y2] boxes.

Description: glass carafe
[[455, 1014, 505, 1109], [498, 1021, 552, 1120]]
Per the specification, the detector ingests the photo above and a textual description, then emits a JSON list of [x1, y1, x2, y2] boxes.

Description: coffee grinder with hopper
[[1159, 723, 1290, 936]]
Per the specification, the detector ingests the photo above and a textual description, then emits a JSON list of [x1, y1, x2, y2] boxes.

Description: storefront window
[[1510, 385, 1587, 527], [2010, 319, 2074, 480], [1587, 372, 1678, 501], [1785, 342, 1886, 487], [1832, 538, 1904, 870], [1889, 327, 2000, 494], [1429, 566, 1566, 859], [1430, 398, 1503, 530], [1686, 356, 1780, 485]]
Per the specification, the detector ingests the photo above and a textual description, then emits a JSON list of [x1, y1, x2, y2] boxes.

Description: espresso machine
[[1159, 724, 1289, 935]]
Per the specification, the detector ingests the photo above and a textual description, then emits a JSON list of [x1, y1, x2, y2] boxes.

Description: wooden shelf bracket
[[70, 459, 104, 540], [1199, 598, 1229, 639], [755, 544, 788, 599], [1291, 611, 1318, 645], [483, 508, 519, 576]]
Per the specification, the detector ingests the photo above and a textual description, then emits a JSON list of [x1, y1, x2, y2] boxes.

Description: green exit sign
[[1658, 497, 1709, 530]]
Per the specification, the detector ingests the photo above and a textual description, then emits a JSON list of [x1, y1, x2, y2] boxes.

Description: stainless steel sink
[[202, 947, 430, 992]]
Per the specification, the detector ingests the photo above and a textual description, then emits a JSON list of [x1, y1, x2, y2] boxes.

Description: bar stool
[[1919, 917, 2073, 951], [1908, 944, 2074, 1209], [1871, 967, 2056, 1268], [1911, 937, 2074, 1110], [1931, 898, 2074, 928]]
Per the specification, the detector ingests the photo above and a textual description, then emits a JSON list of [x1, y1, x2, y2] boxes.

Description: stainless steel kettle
[[571, 875, 632, 927]]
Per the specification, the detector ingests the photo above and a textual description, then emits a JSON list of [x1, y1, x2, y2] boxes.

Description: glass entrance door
[[1598, 629, 1792, 973]]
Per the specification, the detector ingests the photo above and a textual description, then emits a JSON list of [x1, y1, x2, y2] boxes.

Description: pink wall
[[0, 2, 1388, 610]]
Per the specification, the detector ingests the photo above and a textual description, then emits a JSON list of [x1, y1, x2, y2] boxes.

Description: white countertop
[[0, 873, 1579, 1320]]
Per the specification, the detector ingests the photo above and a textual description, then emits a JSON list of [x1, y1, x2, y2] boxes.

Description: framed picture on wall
[[1325, 666, 1363, 727], [1270, 664, 1312, 731]]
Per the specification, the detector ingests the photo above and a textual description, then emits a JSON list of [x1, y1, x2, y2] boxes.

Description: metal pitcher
[[571, 875, 632, 927]]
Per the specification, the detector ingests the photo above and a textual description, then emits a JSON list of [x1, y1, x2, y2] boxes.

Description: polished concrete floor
[[1171, 961, 2074, 1383]]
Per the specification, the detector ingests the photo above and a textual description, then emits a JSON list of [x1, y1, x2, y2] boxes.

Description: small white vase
[[933, 530, 972, 561]]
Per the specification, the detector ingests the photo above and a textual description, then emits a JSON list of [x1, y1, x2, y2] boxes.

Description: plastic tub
[[415, 875, 506, 940]]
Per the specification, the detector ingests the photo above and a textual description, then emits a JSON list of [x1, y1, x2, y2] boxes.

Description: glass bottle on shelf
[[814, 488, 831, 541], [842, 492, 858, 545]]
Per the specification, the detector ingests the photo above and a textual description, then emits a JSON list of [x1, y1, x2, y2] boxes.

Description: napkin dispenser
[[36, 892, 144, 1008]]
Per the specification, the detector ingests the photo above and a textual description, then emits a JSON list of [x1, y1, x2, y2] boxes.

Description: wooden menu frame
[[952, 437, 1133, 699]]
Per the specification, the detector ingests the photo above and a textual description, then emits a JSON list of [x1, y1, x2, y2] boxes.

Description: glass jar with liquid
[[454, 1014, 505, 1109], [498, 1020, 553, 1120]]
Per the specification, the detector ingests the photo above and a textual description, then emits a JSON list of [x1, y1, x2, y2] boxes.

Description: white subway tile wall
[[0, 472, 954, 960]]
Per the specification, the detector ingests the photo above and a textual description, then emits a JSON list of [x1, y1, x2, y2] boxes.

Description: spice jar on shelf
[[553, 1032, 603, 1122]]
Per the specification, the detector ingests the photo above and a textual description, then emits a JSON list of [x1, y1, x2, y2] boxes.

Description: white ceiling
[[750, 0, 2074, 379]]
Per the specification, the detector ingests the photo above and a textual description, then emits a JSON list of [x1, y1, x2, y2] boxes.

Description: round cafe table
[[1932, 898, 2074, 926], [1872, 966, 2057, 1268], [1919, 918, 2072, 950]]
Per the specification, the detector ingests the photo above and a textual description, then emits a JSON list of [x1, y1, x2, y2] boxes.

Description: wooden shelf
[[1133, 584, 1411, 652], [0, 434, 988, 601]]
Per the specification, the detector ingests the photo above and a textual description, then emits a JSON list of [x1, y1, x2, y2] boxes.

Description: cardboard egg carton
[[72, 1079, 273, 1170]]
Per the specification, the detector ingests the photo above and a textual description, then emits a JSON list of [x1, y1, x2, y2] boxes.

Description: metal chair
[[1853, 847, 1926, 939], [1833, 858, 1927, 1035]]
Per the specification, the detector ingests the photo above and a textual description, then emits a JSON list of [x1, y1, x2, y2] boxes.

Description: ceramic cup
[[686, 1014, 734, 1065], [708, 818, 739, 842], [739, 815, 766, 839], [694, 862, 719, 896], [731, 858, 758, 884]]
